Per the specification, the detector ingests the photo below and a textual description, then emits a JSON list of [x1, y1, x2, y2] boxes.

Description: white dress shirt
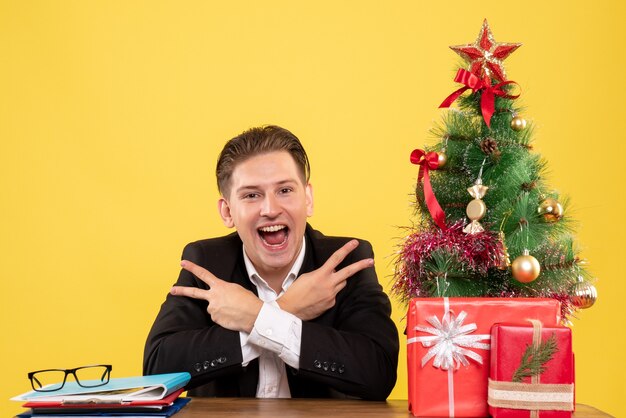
[[239, 238, 305, 398]]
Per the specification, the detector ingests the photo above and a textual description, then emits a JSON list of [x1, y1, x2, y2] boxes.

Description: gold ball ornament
[[510, 115, 527, 131], [538, 198, 564, 222], [437, 151, 447, 168], [572, 280, 598, 309], [511, 251, 541, 283]]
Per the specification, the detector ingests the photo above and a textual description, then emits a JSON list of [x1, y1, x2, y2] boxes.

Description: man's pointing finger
[[180, 259, 220, 287]]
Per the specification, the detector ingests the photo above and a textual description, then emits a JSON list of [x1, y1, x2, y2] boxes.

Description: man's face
[[218, 151, 313, 281]]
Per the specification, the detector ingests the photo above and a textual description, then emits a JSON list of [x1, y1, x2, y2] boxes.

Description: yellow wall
[[1, 1, 624, 416]]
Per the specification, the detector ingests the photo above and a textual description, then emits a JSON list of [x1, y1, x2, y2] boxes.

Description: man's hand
[[277, 239, 374, 321], [170, 260, 263, 333]]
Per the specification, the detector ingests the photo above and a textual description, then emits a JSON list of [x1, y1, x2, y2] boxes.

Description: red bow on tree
[[439, 68, 520, 128], [410, 149, 447, 230]]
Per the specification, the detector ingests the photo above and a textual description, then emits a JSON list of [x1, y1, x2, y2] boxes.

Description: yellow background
[[1, 1, 624, 416]]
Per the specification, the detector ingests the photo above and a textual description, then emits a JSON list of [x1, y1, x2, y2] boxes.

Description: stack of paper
[[11, 373, 191, 417]]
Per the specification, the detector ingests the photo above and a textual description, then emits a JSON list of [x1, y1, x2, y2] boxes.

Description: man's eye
[[243, 193, 259, 199], [279, 188, 293, 194]]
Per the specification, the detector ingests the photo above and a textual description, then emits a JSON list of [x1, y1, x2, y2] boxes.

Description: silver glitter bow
[[414, 310, 491, 370]]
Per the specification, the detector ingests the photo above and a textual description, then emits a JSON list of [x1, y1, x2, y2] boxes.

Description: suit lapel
[[225, 240, 260, 395], [203, 231, 260, 395], [299, 223, 326, 275]]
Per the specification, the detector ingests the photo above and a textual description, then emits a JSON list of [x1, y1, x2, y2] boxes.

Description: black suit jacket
[[143, 225, 399, 400]]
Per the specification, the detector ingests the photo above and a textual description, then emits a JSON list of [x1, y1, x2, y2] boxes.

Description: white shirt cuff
[[248, 301, 302, 369], [239, 331, 261, 366]]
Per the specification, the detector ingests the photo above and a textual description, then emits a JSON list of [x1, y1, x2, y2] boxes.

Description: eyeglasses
[[28, 365, 112, 392]]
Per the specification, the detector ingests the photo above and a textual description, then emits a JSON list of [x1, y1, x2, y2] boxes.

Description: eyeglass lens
[[73, 366, 111, 387], [31, 370, 66, 391]]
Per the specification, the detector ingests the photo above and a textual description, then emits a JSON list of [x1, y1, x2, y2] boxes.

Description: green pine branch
[[422, 249, 486, 297], [511, 333, 558, 382]]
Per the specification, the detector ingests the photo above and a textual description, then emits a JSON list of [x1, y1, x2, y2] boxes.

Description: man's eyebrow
[[235, 179, 298, 193]]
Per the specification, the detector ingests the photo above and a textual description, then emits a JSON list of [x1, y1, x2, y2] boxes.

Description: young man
[[143, 125, 399, 400]]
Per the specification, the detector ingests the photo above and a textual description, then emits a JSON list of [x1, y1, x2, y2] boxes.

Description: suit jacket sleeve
[[143, 241, 245, 389], [296, 237, 399, 401]]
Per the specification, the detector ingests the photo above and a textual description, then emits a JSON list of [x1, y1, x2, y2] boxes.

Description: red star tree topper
[[450, 19, 521, 82]]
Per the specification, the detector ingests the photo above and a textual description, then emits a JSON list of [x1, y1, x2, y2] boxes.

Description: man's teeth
[[259, 225, 286, 232]]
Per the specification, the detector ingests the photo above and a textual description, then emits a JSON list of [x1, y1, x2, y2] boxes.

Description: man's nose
[[260, 194, 281, 217]]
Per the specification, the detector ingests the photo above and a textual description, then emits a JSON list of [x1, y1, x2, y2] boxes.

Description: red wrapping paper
[[407, 298, 561, 417], [489, 323, 574, 418]]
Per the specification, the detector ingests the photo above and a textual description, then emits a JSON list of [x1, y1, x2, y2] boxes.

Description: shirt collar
[[243, 236, 306, 294]]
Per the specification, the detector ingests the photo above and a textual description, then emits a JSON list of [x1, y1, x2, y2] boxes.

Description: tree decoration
[[449, 19, 521, 82], [510, 114, 527, 131], [511, 250, 541, 283], [437, 136, 449, 168], [538, 197, 564, 222], [411, 149, 447, 230], [439, 69, 520, 128], [393, 20, 596, 321], [437, 150, 448, 168], [392, 223, 503, 303], [464, 159, 490, 235], [464, 180, 489, 234], [571, 276, 598, 309], [480, 137, 501, 159], [497, 231, 511, 270]]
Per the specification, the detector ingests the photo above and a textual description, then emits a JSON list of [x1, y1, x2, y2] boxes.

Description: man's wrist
[[243, 298, 264, 333], [276, 296, 292, 315]]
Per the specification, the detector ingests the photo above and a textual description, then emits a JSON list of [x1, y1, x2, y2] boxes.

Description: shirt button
[[194, 363, 202, 372], [330, 363, 337, 372], [313, 360, 322, 369], [259, 340, 266, 347], [203, 361, 210, 370], [265, 328, 273, 336], [218, 356, 227, 364], [322, 361, 329, 371], [338, 365, 345, 374]]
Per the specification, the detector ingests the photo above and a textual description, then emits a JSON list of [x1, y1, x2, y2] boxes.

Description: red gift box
[[488, 322, 574, 417], [407, 298, 561, 417]]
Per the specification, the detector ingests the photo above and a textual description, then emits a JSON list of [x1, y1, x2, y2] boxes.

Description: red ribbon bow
[[410, 149, 446, 230], [439, 68, 520, 128]]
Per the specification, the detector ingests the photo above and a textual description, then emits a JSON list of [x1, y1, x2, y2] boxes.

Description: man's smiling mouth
[[258, 224, 289, 246]]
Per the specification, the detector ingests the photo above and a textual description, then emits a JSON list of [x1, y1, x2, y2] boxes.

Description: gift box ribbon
[[487, 380, 574, 412], [487, 320, 574, 415], [407, 297, 491, 416]]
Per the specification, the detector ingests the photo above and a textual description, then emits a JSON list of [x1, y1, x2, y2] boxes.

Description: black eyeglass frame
[[28, 364, 112, 392]]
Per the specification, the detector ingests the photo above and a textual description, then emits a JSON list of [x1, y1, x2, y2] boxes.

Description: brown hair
[[216, 125, 311, 197]]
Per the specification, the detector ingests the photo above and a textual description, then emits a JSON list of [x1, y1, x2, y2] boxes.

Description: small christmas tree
[[392, 20, 597, 322]]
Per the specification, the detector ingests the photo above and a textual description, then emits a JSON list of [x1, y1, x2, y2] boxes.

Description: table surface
[[174, 398, 613, 417]]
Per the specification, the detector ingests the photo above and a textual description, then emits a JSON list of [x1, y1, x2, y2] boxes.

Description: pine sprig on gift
[[511, 333, 558, 382]]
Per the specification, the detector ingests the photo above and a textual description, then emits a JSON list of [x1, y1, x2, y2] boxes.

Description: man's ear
[[305, 183, 314, 217], [218, 197, 235, 228]]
